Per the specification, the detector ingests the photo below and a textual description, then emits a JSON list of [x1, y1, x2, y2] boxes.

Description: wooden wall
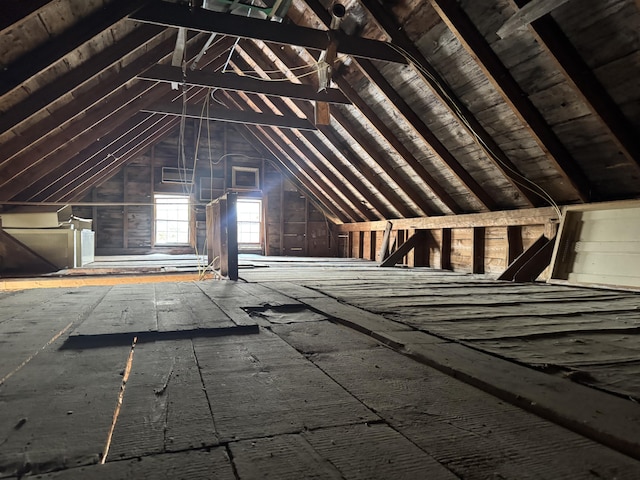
[[336, 208, 558, 277], [75, 121, 335, 257]]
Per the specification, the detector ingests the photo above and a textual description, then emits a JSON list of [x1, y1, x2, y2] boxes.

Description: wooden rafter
[[0, 0, 147, 96], [258, 42, 424, 218], [510, 0, 640, 170], [3, 35, 234, 202], [333, 70, 462, 215], [139, 65, 350, 104], [62, 118, 181, 203], [429, 0, 591, 202], [233, 119, 352, 223], [0, 25, 165, 135], [231, 125, 345, 225], [24, 113, 172, 202], [223, 90, 363, 222], [354, 58, 498, 211], [356, 0, 541, 207], [237, 41, 405, 219], [220, 84, 375, 221], [130, 0, 407, 64], [0, 33, 231, 166]]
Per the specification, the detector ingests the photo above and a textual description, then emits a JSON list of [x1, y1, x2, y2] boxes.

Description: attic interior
[[1, 0, 640, 477]]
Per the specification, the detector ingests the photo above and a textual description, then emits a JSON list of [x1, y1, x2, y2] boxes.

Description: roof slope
[[1, 0, 638, 223]]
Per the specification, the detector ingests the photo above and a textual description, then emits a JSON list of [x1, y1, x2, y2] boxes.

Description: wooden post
[[473, 226, 486, 274], [507, 225, 523, 264], [123, 166, 129, 249], [440, 228, 452, 270], [226, 192, 238, 281]]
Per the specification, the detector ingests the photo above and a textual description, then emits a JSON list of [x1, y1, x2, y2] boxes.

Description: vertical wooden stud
[[440, 228, 452, 270], [473, 226, 486, 274]]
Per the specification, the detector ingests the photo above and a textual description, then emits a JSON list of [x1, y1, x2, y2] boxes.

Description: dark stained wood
[[0, 25, 165, 134], [507, 225, 524, 263], [512, 0, 640, 169], [0, 0, 50, 31], [429, 0, 591, 202], [357, 0, 541, 207], [354, 58, 498, 211], [130, 0, 407, 64], [334, 71, 462, 215], [0, 0, 147, 96], [441, 228, 452, 270], [472, 226, 486, 274], [139, 64, 350, 104], [142, 102, 317, 130]]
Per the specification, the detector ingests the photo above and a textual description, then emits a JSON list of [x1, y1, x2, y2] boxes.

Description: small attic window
[[154, 194, 190, 245]]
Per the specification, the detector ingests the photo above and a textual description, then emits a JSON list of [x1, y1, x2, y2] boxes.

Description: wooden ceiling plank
[[223, 91, 362, 223], [511, 0, 640, 169], [353, 58, 498, 211], [139, 64, 350, 104], [355, 0, 540, 207], [129, 0, 407, 64], [0, 24, 165, 134], [0, 0, 149, 96], [333, 71, 462, 215], [0, 34, 235, 166], [234, 43, 399, 219], [142, 102, 317, 130], [429, 0, 591, 202]]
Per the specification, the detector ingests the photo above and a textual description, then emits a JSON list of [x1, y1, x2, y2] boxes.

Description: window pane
[[155, 195, 190, 245]]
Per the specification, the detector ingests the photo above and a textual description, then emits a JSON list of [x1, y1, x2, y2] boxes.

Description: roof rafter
[[239, 41, 410, 218], [356, 0, 541, 207], [429, 0, 591, 202], [0, 34, 235, 166], [0, 24, 166, 135], [220, 86, 374, 221], [510, 0, 640, 170], [231, 123, 345, 225], [0, 0, 148, 96], [354, 58, 498, 211]]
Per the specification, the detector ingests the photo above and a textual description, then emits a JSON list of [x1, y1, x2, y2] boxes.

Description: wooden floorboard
[[2, 256, 640, 477]]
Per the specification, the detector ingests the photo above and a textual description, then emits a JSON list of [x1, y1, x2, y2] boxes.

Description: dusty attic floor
[[0, 258, 639, 478]]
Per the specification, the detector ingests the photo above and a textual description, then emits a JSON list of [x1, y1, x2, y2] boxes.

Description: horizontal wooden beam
[[142, 102, 317, 130], [129, 1, 407, 64], [139, 64, 350, 104], [335, 207, 559, 232]]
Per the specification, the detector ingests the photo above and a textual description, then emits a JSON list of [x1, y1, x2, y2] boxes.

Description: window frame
[[153, 193, 191, 246]]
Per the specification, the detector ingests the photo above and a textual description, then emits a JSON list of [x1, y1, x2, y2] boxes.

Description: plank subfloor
[[2, 256, 640, 478]]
